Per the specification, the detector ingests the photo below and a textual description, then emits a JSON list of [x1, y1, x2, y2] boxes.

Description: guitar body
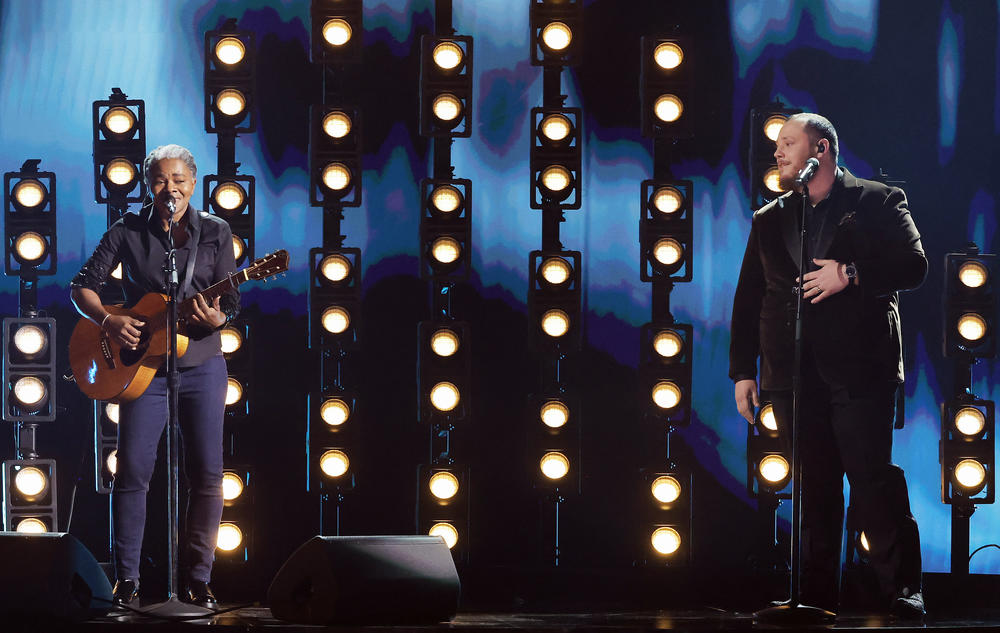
[[69, 293, 189, 402]]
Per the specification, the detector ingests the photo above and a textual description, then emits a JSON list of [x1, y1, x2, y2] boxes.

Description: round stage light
[[225, 378, 243, 406], [111, 262, 124, 280], [215, 37, 246, 65], [321, 398, 350, 426], [213, 182, 246, 213], [759, 403, 778, 432], [653, 238, 683, 267], [430, 382, 460, 412], [958, 261, 988, 289], [322, 163, 352, 192], [954, 459, 987, 492], [653, 95, 683, 123], [433, 41, 463, 70], [540, 257, 572, 286], [432, 93, 463, 123], [13, 376, 46, 409], [954, 407, 986, 437], [221, 472, 244, 501], [763, 115, 788, 142], [105, 159, 137, 187], [541, 22, 572, 51], [431, 237, 461, 265], [651, 476, 681, 504], [14, 466, 47, 499], [107, 449, 118, 476], [102, 107, 137, 138], [319, 450, 350, 478], [431, 185, 462, 214], [540, 400, 569, 428], [652, 186, 683, 215], [429, 472, 460, 500], [16, 518, 47, 534], [323, 19, 352, 47], [764, 166, 784, 193], [14, 232, 47, 264], [540, 165, 571, 193], [105, 402, 120, 424], [651, 527, 681, 555], [430, 329, 460, 357], [232, 236, 245, 261], [13, 324, 46, 357], [323, 111, 352, 139], [651, 381, 682, 410], [429, 522, 458, 549], [958, 313, 987, 342], [13, 179, 46, 208], [322, 306, 351, 335], [541, 309, 570, 338], [320, 254, 352, 283], [653, 42, 683, 69], [540, 113, 572, 143], [859, 531, 871, 552], [220, 327, 243, 354], [217, 523, 243, 552], [216, 89, 247, 117], [653, 329, 682, 359], [540, 452, 570, 480], [759, 455, 790, 485]]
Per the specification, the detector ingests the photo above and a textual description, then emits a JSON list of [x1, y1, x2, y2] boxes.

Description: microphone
[[795, 157, 820, 186], [166, 199, 176, 215]]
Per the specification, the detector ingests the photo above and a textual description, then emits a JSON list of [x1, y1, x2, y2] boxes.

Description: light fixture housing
[[418, 321, 471, 424], [530, 107, 582, 211], [3, 317, 56, 423], [640, 179, 693, 282], [420, 178, 472, 281], [311, 0, 363, 65], [420, 35, 473, 138], [944, 248, 997, 359], [2, 459, 58, 533], [530, 0, 583, 66], [205, 19, 256, 132], [528, 250, 582, 350], [310, 105, 362, 208], [309, 247, 362, 349], [640, 37, 693, 139], [639, 322, 692, 426], [92, 89, 146, 209], [940, 397, 995, 505], [748, 102, 802, 211], [5, 161, 58, 277]]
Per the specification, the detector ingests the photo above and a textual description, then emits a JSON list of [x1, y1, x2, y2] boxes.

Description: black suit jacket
[[729, 169, 927, 392]]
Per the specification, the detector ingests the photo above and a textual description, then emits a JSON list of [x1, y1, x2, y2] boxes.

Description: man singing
[[729, 113, 925, 618]]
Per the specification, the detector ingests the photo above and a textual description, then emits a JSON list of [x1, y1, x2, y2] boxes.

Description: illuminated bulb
[[216, 89, 247, 117], [432, 41, 463, 70], [763, 115, 788, 142], [958, 313, 987, 341], [107, 449, 118, 475], [429, 522, 458, 549], [651, 476, 681, 504], [541, 21, 572, 51], [541, 309, 570, 337], [651, 527, 681, 555], [215, 37, 246, 65], [112, 262, 124, 280], [105, 402, 120, 424], [652, 186, 683, 215], [428, 471, 460, 500], [540, 452, 570, 480], [540, 114, 572, 142], [541, 165, 571, 192], [213, 182, 246, 212], [959, 261, 988, 288], [860, 531, 870, 552], [322, 306, 350, 334], [653, 238, 683, 267], [105, 159, 137, 186], [430, 329, 459, 357], [764, 166, 784, 193], [320, 450, 350, 478], [653, 330, 682, 358], [13, 179, 46, 208], [222, 472, 244, 501], [540, 257, 571, 286], [540, 400, 569, 428], [320, 254, 351, 283], [431, 237, 461, 264], [14, 467, 47, 498], [429, 382, 460, 412], [759, 403, 778, 432], [103, 107, 137, 136], [654, 95, 683, 123], [13, 325, 46, 356], [323, 18, 352, 47], [653, 42, 683, 69], [322, 163, 351, 191], [321, 398, 350, 426], [220, 327, 243, 354], [954, 407, 986, 437], [431, 185, 462, 213], [14, 232, 47, 263], [759, 455, 790, 484], [217, 523, 243, 551], [432, 94, 463, 122], [652, 381, 682, 410], [323, 111, 352, 139], [16, 518, 47, 534], [232, 236, 245, 261], [225, 378, 243, 405], [954, 459, 987, 490], [13, 376, 46, 407]]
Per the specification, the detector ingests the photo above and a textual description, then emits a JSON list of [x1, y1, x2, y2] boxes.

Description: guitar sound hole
[[117, 329, 151, 367]]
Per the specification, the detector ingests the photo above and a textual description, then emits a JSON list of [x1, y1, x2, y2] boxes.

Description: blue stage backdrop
[[1, 0, 998, 576]]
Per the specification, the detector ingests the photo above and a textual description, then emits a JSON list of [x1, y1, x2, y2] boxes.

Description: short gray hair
[[788, 113, 839, 163], [143, 144, 197, 187]]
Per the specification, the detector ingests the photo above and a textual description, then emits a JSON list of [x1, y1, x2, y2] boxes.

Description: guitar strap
[[181, 240, 199, 300]]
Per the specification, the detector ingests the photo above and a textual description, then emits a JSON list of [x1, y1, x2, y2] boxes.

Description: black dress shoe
[[890, 588, 924, 619], [184, 580, 218, 609], [112, 579, 140, 608]]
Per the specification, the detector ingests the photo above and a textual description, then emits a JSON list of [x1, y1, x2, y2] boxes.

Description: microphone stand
[[754, 181, 835, 625]]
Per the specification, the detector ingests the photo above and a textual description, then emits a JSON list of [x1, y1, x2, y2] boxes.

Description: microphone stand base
[[138, 595, 215, 620], [754, 601, 836, 626]]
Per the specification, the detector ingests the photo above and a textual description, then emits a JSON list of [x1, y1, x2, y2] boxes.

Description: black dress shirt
[[71, 206, 240, 368]]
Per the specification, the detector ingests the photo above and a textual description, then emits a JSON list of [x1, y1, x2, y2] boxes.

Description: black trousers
[[769, 350, 921, 611]]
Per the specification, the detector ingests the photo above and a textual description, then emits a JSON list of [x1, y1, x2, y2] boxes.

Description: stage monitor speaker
[[0, 532, 112, 622], [267, 535, 460, 625]]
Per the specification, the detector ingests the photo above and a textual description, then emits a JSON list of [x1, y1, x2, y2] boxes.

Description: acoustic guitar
[[69, 250, 289, 402]]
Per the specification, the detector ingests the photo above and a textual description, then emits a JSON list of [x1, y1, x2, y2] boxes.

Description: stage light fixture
[[859, 531, 871, 552], [430, 382, 460, 412], [6, 161, 58, 277], [12, 179, 46, 210], [763, 167, 784, 194], [759, 403, 778, 433], [653, 95, 684, 124], [217, 522, 244, 552], [652, 329, 683, 359], [215, 37, 246, 65], [953, 459, 987, 494], [540, 452, 570, 480], [652, 186, 684, 216], [220, 327, 243, 354], [12, 324, 47, 358], [320, 398, 351, 426], [652, 238, 684, 268], [758, 454, 791, 487], [531, 107, 581, 210], [111, 263, 123, 280], [420, 179, 471, 280], [418, 321, 471, 423], [539, 113, 572, 145], [430, 184, 463, 215], [529, 250, 582, 349], [321, 163, 352, 192], [94, 400, 119, 494], [3, 459, 57, 532], [419, 35, 473, 137], [749, 103, 801, 210], [14, 466, 47, 499], [310, 247, 361, 348], [321, 307, 351, 335], [651, 476, 681, 504], [540, 400, 569, 429], [4, 317, 57, 422], [430, 236, 462, 266], [541, 310, 570, 338], [430, 329, 459, 357], [429, 472, 460, 501], [311, 1, 362, 64], [213, 182, 246, 213], [530, 0, 582, 66], [429, 522, 459, 549], [641, 37, 692, 138], [940, 397, 994, 504], [319, 449, 350, 479], [100, 107, 138, 142], [224, 378, 244, 407], [763, 115, 787, 142], [16, 517, 47, 533], [955, 407, 986, 437], [232, 236, 246, 262], [651, 526, 681, 555], [323, 19, 351, 46], [307, 391, 358, 492], [432, 41, 464, 71], [959, 261, 988, 288], [106, 450, 118, 476], [653, 42, 683, 69], [310, 105, 361, 207], [945, 248, 997, 359], [640, 468, 691, 564], [417, 465, 470, 561], [651, 381, 682, 410], [205, 20, 255, 132], [640, 179, 692, 282], [93, 88, 146, 208], [640, 322, 692, 426], [222, 471, 245, 501]]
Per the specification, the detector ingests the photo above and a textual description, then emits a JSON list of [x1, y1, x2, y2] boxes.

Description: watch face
[[846, 264, 857, 278]]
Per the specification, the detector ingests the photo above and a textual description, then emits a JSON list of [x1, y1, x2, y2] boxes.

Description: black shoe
[[112, 578, 140, 608], [890, 588, 924, 619], [184, 580, 218, 609]]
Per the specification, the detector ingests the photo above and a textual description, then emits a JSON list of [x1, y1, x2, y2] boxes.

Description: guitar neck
[[179, 270, 246, 310]]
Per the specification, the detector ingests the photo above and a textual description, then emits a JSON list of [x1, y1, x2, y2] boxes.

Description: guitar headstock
[[244, 250, 290, 281]]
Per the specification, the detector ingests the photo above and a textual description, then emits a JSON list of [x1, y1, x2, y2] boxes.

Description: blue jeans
[[113, 354, 227, 583]]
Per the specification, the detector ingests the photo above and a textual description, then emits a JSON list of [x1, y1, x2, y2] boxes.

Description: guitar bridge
[[100, 333, 117, 369]]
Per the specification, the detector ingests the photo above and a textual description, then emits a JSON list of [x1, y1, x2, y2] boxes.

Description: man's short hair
[[143, 144, 198, 187], [788, 113, 839, 163]]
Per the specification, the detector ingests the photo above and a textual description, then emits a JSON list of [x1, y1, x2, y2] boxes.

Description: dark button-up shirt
[[802, 167, 845, 273], [71, 206, 240, 368]]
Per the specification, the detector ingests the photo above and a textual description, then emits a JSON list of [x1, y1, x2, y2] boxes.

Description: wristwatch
[[844, 262, 858, 282]]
